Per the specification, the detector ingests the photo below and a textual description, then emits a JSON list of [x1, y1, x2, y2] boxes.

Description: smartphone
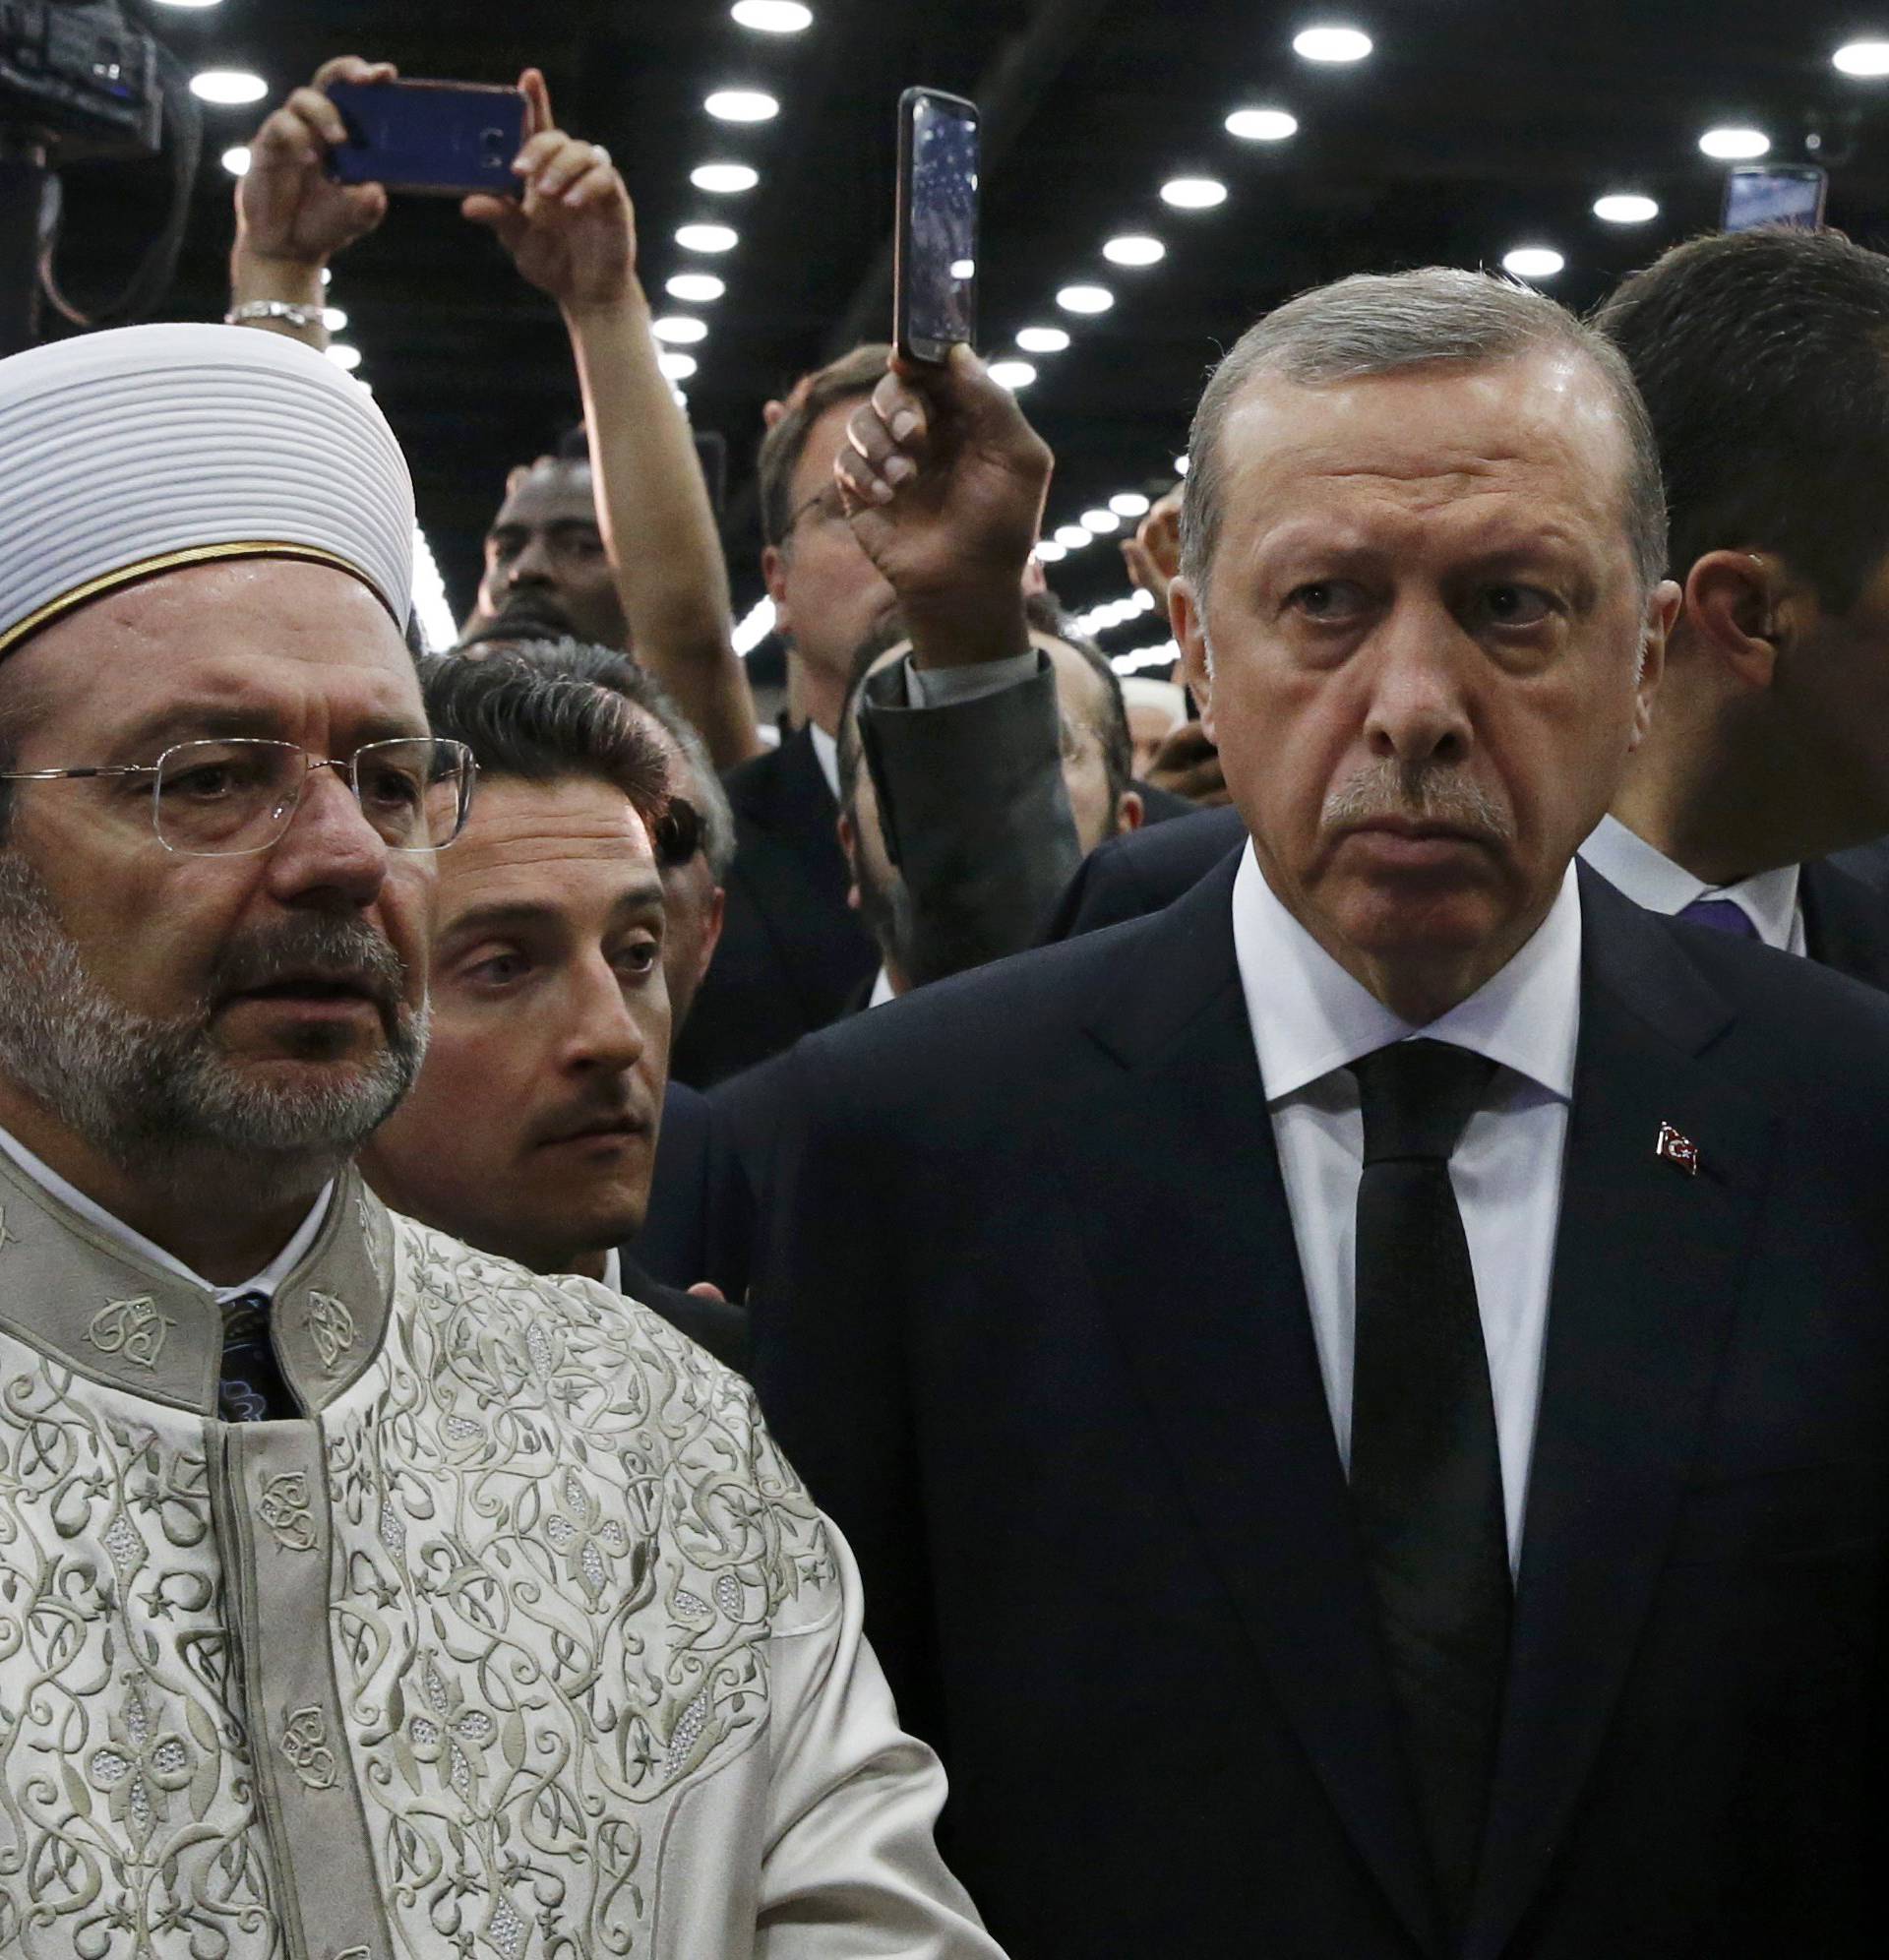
[[325, 79, 526, 198], [1722, 165, 1828, 232], [894, 87, 980, 364]]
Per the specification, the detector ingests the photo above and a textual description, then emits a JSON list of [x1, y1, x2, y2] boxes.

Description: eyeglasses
[[785, 481, 850, 535], [653, 795, 702, 870], [0, 737, 478, 856]]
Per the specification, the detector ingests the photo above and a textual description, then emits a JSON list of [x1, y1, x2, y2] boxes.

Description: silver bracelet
[[225, 299, 324, 330]]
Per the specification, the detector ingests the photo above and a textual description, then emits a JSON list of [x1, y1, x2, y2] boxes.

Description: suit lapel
[[1801, 857, 1889, 993], [1074, 859, 1442, 1955], [1465, 872, 1776, 1959]]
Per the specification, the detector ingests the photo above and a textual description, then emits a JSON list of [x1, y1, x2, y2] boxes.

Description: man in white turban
[[0, 322, 1003, 1960]]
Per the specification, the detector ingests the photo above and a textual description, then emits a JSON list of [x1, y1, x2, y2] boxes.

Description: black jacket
[[756, 859, 1889, 1958]]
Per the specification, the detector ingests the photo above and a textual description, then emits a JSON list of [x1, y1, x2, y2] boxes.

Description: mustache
[[523, 1090, 653, 1149], [211, 916, 409, 1016], [1321, 758, 1516, 843]]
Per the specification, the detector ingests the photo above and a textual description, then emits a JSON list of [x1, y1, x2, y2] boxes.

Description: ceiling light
[[1174, 454, 1189, 474], [219, 145, 250, 176], [1133, 586, 1158, 610], [1161, 176, 1228, 210], [1502, 245, 1564, 279], [1104, 234, 1166, 267], [152, 0, 222, 8], [1834, 38, 1889, 76], [658, 350, 699, 380], [667, 272, 726, 303], [322, 306, 346, 331], [692, 161, 760, 193], [1016, 325, 1070, 353], [1058, 283, 1114, 314], [1593, 192, 1659, 224], [988, 359, 1037, 391], [325, 344, 362, 372], [1055, 523, 1093, 550], [652, 316, 708, 343], [677, 222, 739, 252], [1034, 539, 1067, 563], [1081, 509, 1121, 533], [1294, 25, 1372, 62], [1111, 491, 1151, 517], [1226, 107, 1299, 141], [321, 269, 332, 285], [733, 596, 777, 655], [705, 90, 778, 123], [190, 69, 268, 105], [1699, 126, 1770, 159], [732, 0, 813, 29]]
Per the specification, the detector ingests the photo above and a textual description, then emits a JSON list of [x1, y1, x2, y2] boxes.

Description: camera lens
[[480, 128, 506, 165]]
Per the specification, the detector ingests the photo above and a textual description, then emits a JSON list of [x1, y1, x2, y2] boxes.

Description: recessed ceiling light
[[1161, 176, 1228, 210], [1175, 454, 1189, 474], [1055, 524, 1094, 550], [732, 0, 813, 29], [1058, 283, 1115, 315], [988, 360, 1037, 391], [1016, 325, 1071, 353], [1226, 107, 1299, 141], [705, 90, 778, 123], [1699, 126, 1770, 159], [321, 269, 332, 285], [152, 0, 223, 8], [219, 145, 250, 176], [692, 162, 760, 194], [667, 272, 726, 303], [1111, 491, 1151, 517], [652, 316, 708, 344], [1034, 539, 1068, 563], [1834, 38, 1889, 76], [1081, 509, 1121, 533], [1104, 234, 1166, 267], [658, 351, 699, 380], [677, 222, 739, 253], [1593, 192, 1659, 224], [1293, 24, 1372, 62], [190, 69, 268, 105], [1502, 245, 1565, 279], [325, 344, 362, 371], [322, 306, 347, 332]]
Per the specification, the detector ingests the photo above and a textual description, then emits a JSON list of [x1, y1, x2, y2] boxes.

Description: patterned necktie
[[218, 1291, 297, 1423], [1349, 1038, 1508, 1935], [1677, 895, 1758, 940]]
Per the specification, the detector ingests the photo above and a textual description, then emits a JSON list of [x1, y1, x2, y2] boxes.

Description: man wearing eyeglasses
[[0, 322, 1005, 1960]]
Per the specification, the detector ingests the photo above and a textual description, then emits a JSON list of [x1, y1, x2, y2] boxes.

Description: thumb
[[686, 1281, 727, 1304]]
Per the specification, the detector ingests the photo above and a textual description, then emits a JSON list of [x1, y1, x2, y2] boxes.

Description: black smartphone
[[894, 87, 980, 364], [1722, 164, 1827, 232], [325, 79, 527, 199]]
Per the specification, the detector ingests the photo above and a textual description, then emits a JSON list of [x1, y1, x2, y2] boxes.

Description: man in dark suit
[[756, 267, 1889, 1957], [359, 650, 748, 1372]]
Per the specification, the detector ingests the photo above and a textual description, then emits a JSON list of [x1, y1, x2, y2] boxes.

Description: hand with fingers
[[235, 55, 396, 271], [1120, 482, 1185, 611], [463, 68, 634, 318], [1144, 717, 1230, 806], [835, 345, 1055, 665]]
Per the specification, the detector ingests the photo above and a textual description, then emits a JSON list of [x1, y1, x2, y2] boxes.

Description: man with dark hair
[[757, 267, 1889, 1957], [1579, 226, 1889, 980], [358, 650, 747, 1368]]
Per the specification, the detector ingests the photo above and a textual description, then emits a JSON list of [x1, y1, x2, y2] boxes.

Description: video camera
[[0, 0, 160, 158]]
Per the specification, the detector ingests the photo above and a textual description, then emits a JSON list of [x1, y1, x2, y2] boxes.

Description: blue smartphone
[[1722, 165, 1827, 232], [895, 87, 980, 364], [325, 79, 526, 199]]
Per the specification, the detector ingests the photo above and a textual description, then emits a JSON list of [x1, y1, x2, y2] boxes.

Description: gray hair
[[1178, 267, 1668, 603]]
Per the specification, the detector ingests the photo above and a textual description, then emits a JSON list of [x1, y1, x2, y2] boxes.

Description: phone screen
[[1722, 166, 1828, 232], [901, 92, 979, 358]]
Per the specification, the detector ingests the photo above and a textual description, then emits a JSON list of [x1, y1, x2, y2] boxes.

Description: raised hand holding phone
[[895, 89, 980, 365]]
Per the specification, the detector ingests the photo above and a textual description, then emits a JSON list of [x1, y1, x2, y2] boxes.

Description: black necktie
[[218, 1291, 297, 1423], [1349, 1038, 1508, 1932]]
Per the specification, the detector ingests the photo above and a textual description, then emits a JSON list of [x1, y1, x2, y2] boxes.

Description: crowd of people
[[1, 45, 1888, 1960]]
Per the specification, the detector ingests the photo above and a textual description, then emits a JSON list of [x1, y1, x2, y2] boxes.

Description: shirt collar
[[808, 720, 841, 802], [1230, 842, 1582, 1104], [600, 1245, 622, 1293], [0, 1122, 331, 1305], [1579, 813, 1801, 951]]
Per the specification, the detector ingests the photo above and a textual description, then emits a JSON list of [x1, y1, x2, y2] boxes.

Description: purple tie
[[1678, 896, 1758, 940]]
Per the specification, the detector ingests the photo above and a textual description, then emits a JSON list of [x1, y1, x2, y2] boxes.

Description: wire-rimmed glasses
[[0, 737, 478, 856]]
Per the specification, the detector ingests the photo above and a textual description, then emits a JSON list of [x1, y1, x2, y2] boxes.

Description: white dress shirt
[[0, 1122, 331, 1307], [1231, 845, 1581, 1567], [1579, 812, 1804, 953]]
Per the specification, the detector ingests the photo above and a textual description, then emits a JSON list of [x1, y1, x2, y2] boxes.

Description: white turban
[[0, 322, 414, 656]]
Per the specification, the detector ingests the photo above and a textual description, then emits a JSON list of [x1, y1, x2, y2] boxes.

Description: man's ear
[[1116, 788, 1145, 835], [697, 886, 726, 982], [1629, 577, 1681, 753], [1683, 550, 1785, 693], [835, 810, 862, 911], [1172, 576, 1214, 740], [762, 545, 792, 640]]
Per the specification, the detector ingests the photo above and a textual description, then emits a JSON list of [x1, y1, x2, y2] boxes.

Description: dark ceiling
[[51, 0, 1889, 660]]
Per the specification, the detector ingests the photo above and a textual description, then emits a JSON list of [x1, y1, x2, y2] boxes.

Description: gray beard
[[0, 850, 428, 1186]]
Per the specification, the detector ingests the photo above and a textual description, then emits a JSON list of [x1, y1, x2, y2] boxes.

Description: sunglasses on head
[[653, 795, 703, 870]]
